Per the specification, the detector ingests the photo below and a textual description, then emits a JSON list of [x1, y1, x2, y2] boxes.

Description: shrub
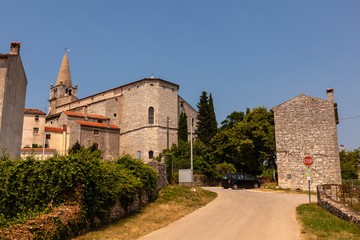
[[0, 149, 157, 228]]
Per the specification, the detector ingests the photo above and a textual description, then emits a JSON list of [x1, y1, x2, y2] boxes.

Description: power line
[[340, 115, 360, 121]]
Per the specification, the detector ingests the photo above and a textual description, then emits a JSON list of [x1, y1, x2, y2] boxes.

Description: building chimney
[[10, 42, 20, 55], [326, 88, 334, 102], [83, 106, 88, 119]]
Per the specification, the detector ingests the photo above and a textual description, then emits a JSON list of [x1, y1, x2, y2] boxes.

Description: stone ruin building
[[271, 89, 342, 191]]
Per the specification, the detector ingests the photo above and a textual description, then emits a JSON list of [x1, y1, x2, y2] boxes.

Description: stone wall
[[147, 160, 168, 192], [79, 125, 120, 160], [317, 186, 360, 226], [272, 91, 341, 191]]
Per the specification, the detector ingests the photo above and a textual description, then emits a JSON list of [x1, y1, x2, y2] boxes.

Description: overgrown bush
[[0, 149, 157, 229]]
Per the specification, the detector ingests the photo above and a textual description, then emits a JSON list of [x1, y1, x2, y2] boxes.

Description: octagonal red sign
[[303, 156, 313, 166]]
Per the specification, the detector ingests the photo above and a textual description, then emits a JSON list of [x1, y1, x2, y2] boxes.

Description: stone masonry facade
[[46, 73, 197, 161], [0, 42, 27, 159], [271, 89, 341, 191]]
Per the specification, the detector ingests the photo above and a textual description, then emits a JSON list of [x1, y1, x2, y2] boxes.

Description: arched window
[[149, 150, 154, 159], [148, 107, 154, 124]]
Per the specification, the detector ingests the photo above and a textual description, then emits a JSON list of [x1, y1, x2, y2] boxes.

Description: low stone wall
[[317, 186, 360, 226], [147, 160, 167, 192]]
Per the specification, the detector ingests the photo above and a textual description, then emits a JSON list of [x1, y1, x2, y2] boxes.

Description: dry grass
[[73, 185, 217, 240]]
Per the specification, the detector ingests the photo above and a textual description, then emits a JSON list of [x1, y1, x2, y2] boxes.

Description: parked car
[[222, 173, 262, 190]]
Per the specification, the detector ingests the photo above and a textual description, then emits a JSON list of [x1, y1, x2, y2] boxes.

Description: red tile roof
[[64, 111, 108, 120], [25, 108, 46, 115], [75, 120, 120, 129], [45, 126, 63, 132]]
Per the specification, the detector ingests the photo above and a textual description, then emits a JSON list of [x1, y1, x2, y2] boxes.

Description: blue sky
[[1, 1, 359, 150]]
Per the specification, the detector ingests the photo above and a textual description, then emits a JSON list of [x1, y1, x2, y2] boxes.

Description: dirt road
[[140, 187, 310, 240]]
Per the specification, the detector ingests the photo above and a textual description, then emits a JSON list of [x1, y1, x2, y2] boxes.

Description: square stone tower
[[271, 89, 341, 191]]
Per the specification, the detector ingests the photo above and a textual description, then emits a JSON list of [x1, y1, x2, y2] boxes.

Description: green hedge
[[0, 150, 157, 228]]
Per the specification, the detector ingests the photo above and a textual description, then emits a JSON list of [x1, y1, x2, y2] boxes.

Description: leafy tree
[[220, 111, 245, 130], [178, 112, 188, 142], [211, 106, 275, 175], [196, 91, 217, 146], [340, 148, 360, 180], [163, 140, 215, 182], [214, 162, 236, 179]]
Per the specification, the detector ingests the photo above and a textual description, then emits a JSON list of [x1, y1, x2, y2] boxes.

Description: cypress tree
[[178, 112, 188, 142], [196, 91, 217, 146], [196, 91, 210, 144], [208, 93, 218, 140]]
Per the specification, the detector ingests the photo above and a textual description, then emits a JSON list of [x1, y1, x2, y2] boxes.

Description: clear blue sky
[[1, 1, 359, 150]]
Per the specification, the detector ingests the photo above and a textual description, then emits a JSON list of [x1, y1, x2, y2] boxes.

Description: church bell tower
[[48, 52, 78, 115]]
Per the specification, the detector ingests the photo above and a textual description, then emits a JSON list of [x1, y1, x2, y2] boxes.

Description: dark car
[[222, 173, 262, 190]]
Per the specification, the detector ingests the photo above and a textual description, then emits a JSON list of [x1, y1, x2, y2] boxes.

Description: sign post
[[303, 156, 313, 204]]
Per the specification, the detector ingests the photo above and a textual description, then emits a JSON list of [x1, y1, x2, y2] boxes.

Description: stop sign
[[303, 156, 313, 166]]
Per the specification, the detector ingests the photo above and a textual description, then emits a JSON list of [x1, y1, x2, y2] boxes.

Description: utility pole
[[191, 118, 194, 183]]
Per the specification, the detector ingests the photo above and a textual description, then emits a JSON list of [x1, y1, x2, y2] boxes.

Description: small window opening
[[94, 129, 100, 135], [114, 113, 117, 117], [46, 134, 51, 139], [97, 120, 103, 123], [149, 151, 154, 159], [137, 151, 142, 159], [148, 107, 154, 124], [33, 128, 39, 134], [35, 115, 39, 121]]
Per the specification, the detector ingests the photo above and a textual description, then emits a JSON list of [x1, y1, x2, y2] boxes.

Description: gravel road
[[140, 187, 311, 240]]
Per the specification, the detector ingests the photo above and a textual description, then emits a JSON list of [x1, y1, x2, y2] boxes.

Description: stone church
[[42, 53, 198, 161], [271, 89, 342, 191]]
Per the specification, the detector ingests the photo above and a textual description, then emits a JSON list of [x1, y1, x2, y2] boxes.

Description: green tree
[[178, 112, 188, 142], [196, 91, 217, 146], [211, 106, 275, 175], [163, 140, 215, 182], [214, 162, 236, 179], [340, 148, 360, 180], [220, 111, 245, 130], [208, 93, 218, 140]]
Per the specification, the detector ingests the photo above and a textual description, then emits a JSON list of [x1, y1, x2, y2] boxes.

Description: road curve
[[140, 187, 310, 240]]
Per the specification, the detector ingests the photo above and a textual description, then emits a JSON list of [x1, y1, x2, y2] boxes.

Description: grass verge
[[296, 203, 360, 240], [73, 185, 217, 240]]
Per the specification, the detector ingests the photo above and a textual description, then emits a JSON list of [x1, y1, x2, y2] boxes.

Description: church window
[[35, 115, 39, 121], [149, 151, 154, 159], [148, 107, 154, 124], [33, 128, 39, 134], [69, 89, 72, 95], [94, 129, 100, 135]]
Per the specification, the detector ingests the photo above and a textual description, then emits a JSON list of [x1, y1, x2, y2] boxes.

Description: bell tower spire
[[48, 51, 78, 116], [55, 53, 72, 87]]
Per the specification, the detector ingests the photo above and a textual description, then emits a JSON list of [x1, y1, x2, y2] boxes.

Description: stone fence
[[317, 184, 360, 226]]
